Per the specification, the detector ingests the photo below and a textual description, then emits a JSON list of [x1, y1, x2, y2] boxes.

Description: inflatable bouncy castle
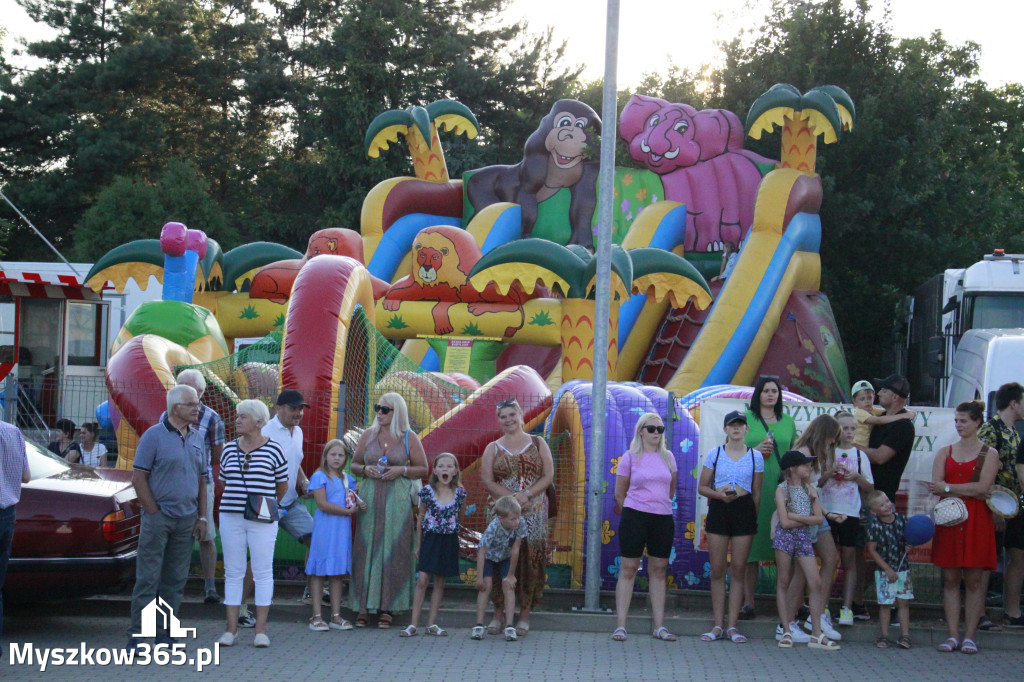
[[87, 84, 855, 589]]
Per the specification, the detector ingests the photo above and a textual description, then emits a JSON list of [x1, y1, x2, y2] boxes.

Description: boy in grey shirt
[[472, 496, 526, 642]]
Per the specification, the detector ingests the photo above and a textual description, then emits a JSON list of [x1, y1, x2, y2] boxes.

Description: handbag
[[931, 445, 986, 527], [244, 494, 280, 523], [238, 446, 280, 523], [933, 497, 968, 527]]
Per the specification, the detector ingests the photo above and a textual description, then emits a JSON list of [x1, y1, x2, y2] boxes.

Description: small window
[[67, 302, 109, 367]]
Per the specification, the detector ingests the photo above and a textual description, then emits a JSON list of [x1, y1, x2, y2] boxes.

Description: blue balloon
[[904, 513, 935, 546], [95, 400, 113, 430]]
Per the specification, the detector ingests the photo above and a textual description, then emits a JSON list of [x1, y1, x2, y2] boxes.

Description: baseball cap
[[780, 450, 815, 470], [850, 380, 874, 397], [723, 410, 748, 427], [276, 389, 309, 407], [874, 374, 911, 399]]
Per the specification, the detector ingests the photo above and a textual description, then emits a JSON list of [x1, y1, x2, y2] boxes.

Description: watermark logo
[[133, 597, 196, 639], [8, 599, 217, 671]]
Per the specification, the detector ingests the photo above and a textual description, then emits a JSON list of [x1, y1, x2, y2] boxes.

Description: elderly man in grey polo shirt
[[127, 384, 208, 648], [1, 418, 31, 657]]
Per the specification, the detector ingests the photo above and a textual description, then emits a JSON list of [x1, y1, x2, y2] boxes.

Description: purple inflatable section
[[546, 380, 710, 592]]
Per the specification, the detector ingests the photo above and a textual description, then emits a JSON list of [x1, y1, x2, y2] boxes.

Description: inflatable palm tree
[[364, 99, 480, 183], [746, 84, 855, 174]]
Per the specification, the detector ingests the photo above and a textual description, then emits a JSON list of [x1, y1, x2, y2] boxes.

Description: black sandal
[[978, 615, 1002, 631]]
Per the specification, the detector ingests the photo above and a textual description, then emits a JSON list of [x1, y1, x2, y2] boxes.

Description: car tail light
[[102, 510, 130, 543]]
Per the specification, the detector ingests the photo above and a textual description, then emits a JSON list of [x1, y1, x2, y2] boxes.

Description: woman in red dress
[[926, 401, 998, 655]]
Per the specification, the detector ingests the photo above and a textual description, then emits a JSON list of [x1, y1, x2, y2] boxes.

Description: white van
[[944, 328, 1024, 411]]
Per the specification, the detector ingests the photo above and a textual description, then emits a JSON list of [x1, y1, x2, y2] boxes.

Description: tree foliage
[[705, 0, 1024, 380], [1, 0, 578, 256], [4, 0, 1024, 388]]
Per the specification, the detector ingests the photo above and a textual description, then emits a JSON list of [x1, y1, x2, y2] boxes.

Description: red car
[[3, 441, 141, 602]]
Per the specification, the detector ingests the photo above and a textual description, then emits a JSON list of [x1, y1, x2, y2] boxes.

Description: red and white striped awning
[[0, 264, 103, 300]]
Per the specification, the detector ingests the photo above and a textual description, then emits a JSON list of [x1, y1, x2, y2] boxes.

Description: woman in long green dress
[[740, 376, 796, 619], [350, 392, 429, 628]]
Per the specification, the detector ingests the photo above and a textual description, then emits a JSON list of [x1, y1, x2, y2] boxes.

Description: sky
[[506, 0, 1020, 88], [1, 0, 1019, 87]]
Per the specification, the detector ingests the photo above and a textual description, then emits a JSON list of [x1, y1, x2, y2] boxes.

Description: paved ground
[[3, 584, 1022, 680]]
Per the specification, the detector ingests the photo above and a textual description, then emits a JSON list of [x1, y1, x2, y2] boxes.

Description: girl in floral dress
[[401, 453, 466, 637]]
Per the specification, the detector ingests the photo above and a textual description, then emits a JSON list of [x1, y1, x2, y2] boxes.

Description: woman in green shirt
[[740, 376, 796, 619]]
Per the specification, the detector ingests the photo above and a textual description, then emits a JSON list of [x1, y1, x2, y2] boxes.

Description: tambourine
[[933, 497, 969, 527], [987, 485, 1020, 519]]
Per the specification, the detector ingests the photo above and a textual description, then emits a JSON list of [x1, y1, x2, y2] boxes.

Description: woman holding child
[[926, 401, 999, 655], [481, 397, 554, 637], [741, 376, 797, 619], [350, 392, 429, 628]]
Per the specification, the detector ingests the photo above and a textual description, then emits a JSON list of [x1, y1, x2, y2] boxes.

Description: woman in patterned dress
[[480, 398, 554, 636], [350, 392, 429, 628]]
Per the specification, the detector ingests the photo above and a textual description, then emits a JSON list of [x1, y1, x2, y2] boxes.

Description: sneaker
[[204, 589, 221, 604], [820, 612, 842, 641], [217, 632, 236, 647], [301, 589, 313, 605], [796, 604, 810, 623], [738, 604, 755, 620], [852, 602, 871, 621], [838, 606, 854, 626], [776, 623, 811, 643], [504, 626, 518, 641], [471, 625, 485, 640], [238, 606, 256, 628], [253, 633, 270, 648], [155, 634, 177, 646]]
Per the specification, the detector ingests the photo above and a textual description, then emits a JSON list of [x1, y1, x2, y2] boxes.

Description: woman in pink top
[[611, 412, 678, 643]]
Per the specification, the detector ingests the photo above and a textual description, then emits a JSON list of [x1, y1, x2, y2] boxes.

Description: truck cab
[[901, 250, 1024, 406], [945, 329, 1024, 408]]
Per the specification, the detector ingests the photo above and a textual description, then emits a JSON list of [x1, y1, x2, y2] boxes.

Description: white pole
[[583, 0, 619, 612]]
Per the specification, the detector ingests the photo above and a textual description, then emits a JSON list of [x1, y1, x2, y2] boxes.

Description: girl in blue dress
[[401, 453, 467, 637], [306, 439, 366, 632]]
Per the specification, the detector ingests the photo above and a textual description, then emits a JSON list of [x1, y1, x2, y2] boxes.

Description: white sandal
[[399, 624, 418, 637]]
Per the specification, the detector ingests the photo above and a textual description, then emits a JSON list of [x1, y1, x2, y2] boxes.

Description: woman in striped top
[[217, 399, 288, 649]]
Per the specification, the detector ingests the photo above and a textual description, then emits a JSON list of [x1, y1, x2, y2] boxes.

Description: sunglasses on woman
[[644, 425, 665, 434], [497, 398, 519, 409], [242, 452, 252, 472], [374, 404, 393, 415]]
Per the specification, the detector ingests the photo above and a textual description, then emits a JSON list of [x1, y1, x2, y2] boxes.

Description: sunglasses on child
[[644, 425, 665, 434], [373, 404, 393, 415]]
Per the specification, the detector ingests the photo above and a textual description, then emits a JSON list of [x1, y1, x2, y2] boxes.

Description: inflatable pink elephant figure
[[619, 94, 776, 253]]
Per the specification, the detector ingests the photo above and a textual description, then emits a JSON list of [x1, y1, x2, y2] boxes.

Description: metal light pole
[[583, 0, 619, 612]]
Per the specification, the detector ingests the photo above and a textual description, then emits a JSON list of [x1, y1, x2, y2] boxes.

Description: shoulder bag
[[239, 445, 280, 523], [932, 445, 987, 527]]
